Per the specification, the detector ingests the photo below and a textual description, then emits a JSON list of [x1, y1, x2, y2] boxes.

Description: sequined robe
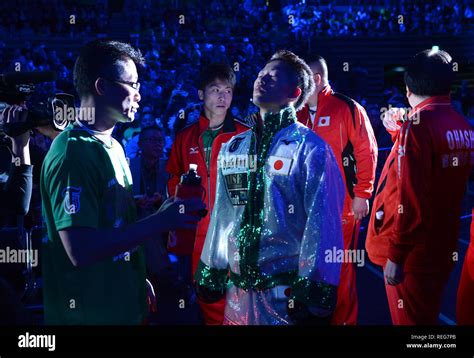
[[195, 107, 345, 325]]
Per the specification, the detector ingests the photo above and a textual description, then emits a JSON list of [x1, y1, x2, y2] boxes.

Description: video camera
[[0, 71, 75, 138]]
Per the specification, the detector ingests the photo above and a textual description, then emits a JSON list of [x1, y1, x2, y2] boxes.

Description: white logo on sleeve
[[317, 116, 330, 127], [268, 156, 293, 176], [62, 186, 82, 214]]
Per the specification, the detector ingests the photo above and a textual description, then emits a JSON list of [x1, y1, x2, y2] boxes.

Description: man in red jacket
[[457, 208, 474, 325], [297, 56, 378, 325], [166, 63, 249, 324], [366, 49, 474, 325]]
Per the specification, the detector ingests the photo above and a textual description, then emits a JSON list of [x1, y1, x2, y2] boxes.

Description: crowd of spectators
[[0, 0, 472, 172], [0, 0, 108, 37], [285, 0, 473, 38], [2, 0, 472, 39]]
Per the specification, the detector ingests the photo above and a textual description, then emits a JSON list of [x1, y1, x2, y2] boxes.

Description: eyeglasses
[[105, 78, 141, 91]]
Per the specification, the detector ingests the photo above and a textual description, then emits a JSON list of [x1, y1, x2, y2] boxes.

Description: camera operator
[[0, 103, 61, 324], [0, 105, 34, 324], [0, 105, 33, 220], [0, 105, 60, 223]]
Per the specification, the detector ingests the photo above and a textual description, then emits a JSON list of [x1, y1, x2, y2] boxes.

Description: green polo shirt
[[40, 124, 146, 325]]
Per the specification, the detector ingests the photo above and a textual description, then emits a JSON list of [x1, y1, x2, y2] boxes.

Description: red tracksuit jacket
[[296, 85, 377, 216], [166, 112, 249, 273], [366, 96, 474, 273]]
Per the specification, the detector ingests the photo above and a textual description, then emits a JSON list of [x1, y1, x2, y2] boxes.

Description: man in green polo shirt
[[41, 40, 204, 325]]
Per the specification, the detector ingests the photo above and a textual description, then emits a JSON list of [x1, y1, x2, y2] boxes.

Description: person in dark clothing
[[0, 104, 35, 324], [0, 105, 34, 220]]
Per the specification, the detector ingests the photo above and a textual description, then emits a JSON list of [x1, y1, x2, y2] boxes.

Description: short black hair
[[139, 125, 163, 142], [268, 50, 315, 111], [73, 39, 145, 98], [307, 55, 329, 84], [197, 63, 236, 91], [404, 49, 454, 96]]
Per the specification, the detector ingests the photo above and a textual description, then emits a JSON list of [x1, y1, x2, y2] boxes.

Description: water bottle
[[167, 164, 206, 255]]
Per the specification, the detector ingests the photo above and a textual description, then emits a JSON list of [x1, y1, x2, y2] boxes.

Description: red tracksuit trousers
[[331, 216, 360, 325]]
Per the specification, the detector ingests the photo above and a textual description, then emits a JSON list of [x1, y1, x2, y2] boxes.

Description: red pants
[[457, 246, 474, 325], [456, 213, 474, 325], [385, 271, 450, 325], [192, 252, 225, 325], [331, 216, 360, 325]]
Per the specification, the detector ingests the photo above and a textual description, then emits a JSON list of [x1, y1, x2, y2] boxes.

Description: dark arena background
[[0, 0, 473, 355]]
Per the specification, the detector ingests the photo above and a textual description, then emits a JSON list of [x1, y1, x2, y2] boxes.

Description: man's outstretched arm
[[59, 198, 204, 267]]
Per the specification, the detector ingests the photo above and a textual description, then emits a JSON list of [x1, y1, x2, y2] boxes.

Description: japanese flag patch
[[268, 156, 293, 176], [317, 116, 330, 127]]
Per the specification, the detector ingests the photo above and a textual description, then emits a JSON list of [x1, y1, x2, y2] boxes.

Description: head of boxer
[[253, 50, 315, 119]]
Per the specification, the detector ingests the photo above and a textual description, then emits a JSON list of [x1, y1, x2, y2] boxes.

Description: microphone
[[1, 71, 57, 86]]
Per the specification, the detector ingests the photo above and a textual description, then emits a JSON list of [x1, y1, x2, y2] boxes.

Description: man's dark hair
[[139, 125, 163, 142], [197, 63, 236, 91], [268, 50, 315, 111], [307, 55, 329, 84], [404, 49, 454, 97], [73, 39, 145, 98]]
